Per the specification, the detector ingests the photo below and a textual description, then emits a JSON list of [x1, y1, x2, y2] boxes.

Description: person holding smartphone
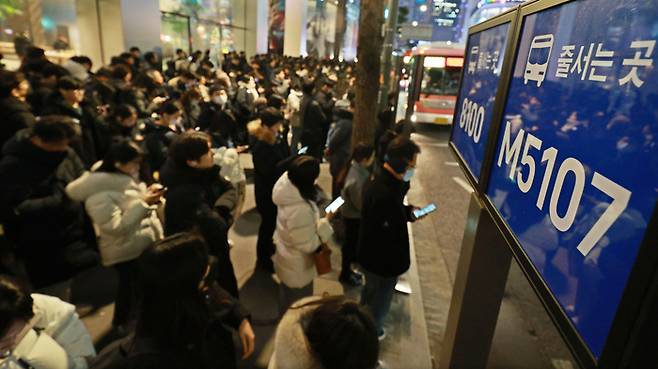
[[357, 137, 422, 340], [66, 139, 164, 333]]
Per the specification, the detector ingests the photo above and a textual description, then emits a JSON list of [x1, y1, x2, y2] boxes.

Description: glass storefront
[[160, 0, 242, 64], [0, 0, 78, 68]]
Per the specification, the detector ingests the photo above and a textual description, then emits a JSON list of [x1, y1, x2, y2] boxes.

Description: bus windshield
[[420, 56, 462, 96]]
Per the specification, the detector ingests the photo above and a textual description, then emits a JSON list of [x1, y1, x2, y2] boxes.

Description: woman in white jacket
[[66, 140, 164, 331], [272, 156, 333, 311], [0, 276, 96, 369]]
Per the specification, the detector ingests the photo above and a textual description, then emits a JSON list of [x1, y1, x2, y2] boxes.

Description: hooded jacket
[[272, 174, 333, 288], [248, 121, 292, 208], [66, 170, 163, 266], [268, 296, 323, 369]]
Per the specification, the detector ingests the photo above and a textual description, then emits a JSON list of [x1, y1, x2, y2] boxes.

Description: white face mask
[[172, 116, 182, 127], [213, 94, 228, 106]]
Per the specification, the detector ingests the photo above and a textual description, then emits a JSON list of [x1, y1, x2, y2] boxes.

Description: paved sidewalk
[[56, 153, 433, 369]]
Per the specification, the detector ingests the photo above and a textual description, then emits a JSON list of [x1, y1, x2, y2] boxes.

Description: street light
[[419, 4, 428, 12]]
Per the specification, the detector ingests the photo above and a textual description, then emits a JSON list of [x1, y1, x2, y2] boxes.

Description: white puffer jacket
[[272, 174, 333, 288], [66, 171, 164, 266], [6, 294, 96, 369]]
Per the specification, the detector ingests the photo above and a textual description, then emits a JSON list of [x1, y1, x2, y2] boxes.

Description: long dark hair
[[287, 155, 320, 202], [96, 139, 143, 173], [0, 275, 34, 337], [300, 296, 379, 369], [136, 232, 211, 353]]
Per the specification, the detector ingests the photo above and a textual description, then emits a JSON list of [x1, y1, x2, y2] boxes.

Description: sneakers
[[339, 270, 364, 286], [378, 328, 387, 341]]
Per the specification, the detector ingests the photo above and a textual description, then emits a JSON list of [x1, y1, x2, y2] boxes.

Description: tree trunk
[[352, 0, 385, 148]]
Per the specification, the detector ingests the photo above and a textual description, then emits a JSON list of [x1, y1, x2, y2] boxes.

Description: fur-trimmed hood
[[268, 297, 322, 369], [248, 120, 277, 145]]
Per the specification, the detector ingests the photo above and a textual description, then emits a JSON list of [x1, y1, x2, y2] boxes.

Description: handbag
[[313, 243, 332, 275]]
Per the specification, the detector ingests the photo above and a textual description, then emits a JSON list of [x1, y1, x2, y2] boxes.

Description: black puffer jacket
[[160, 160, 239, 297], [248, 122, 294, 209], [0, 130, 98, 285], [143, 121, 177, 173], [357, 169, 415, 277], [0, 96, 36, 150], [42, 94, 105, 167]]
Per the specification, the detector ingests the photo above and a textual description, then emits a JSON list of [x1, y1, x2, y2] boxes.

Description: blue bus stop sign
[[451, 22, 511, 182], [486, 0, 658, 358]]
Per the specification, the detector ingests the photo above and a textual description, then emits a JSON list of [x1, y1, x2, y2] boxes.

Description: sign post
[[442, 8, 520, 369]]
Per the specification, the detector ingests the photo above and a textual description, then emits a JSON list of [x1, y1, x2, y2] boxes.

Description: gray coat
[[340, 161, 370, 219], [326, 109, 353, 177]]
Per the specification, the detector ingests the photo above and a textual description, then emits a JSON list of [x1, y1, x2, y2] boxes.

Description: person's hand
[[152, 96, 167, 105], [325, 210, 336, 221], [237, 145, 249, 153], [145, 185, 165, 205], [148, 184, 164, 192], [238, 319, 255, 359], [144, 191, 163, 205]]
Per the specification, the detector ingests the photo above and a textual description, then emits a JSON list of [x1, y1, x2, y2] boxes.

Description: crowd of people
[[0, 43, 426, 369]]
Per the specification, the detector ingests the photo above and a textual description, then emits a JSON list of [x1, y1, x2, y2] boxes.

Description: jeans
[[360, 269, 398, 334], [279, 282, 313, 315]]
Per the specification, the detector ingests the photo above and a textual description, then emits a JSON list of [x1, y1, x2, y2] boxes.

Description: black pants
[[113, 259, 137, 328], [341, 217, 360, 278], [301, 134, 324, 159], [256, 197, 277, 268]]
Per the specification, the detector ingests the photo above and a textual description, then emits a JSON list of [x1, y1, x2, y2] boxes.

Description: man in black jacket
[[314, 79, 336, 149], [249, 108, 295, 272], [0, 70, 35, 150], [358, 136, 421, 339], [42, 76, 106, 168], [160, 131, 239, 297], [299, 79, 326, 159], [0, 116, 99, 288]]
